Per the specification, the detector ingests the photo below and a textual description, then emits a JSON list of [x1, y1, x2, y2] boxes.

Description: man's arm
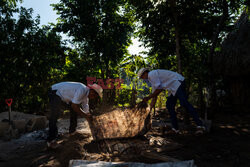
[[71, 103, 91, 121], [150, 96, 157, 110], [143, 89, 163, 102]]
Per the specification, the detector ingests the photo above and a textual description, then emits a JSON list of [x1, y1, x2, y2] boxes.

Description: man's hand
[[71, 103, 92, 121], [143, 89, 163, 103], [84, 112, 92, 122]]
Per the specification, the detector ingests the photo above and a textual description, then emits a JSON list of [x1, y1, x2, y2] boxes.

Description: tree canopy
[[0, 0, 66, 112], [0, 0, 248, 112], [52, 0, 135, 78]]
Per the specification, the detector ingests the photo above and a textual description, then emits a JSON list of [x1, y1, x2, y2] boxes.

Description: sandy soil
[[0, 110, 250, 167]]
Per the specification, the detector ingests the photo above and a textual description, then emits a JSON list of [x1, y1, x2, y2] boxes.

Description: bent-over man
[[137, 68, 205, 134], [47, 82, 102, 148]]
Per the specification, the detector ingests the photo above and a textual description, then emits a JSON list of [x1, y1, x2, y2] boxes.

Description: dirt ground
[[0, 109, 250, 167]]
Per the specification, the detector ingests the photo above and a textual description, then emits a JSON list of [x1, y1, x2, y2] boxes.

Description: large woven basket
[[88, 107, 151, 141]]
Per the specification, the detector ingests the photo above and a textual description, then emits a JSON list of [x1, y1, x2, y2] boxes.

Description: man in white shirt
[[137, 68, 205, 134], [47, 82, 102, 148]]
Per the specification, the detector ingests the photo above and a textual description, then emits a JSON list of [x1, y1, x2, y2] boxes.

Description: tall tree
[[208, 0, 229, 114], [170, 0, 182, 74], [0, 2, 66, 112], [129, 0, 245, 108], [53, 0, 136, 105], [53, 0, 135, 79]]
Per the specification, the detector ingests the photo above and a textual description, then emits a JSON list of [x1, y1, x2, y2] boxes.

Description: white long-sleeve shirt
[[52, 82, 89, 113], [148, 69, 184, 96]]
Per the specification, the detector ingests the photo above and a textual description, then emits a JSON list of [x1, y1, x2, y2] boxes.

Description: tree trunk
[[208, 0, 228, 115], [102, 58, 113, 105], [198, 78, 205, 113], [130, 88, 136, 108], [170, 0, 182, 74], [175, 25, 182, 74]]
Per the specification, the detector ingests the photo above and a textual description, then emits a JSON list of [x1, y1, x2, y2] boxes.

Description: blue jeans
[[48, 89, 78, 142], [166, 81, 202, 130]]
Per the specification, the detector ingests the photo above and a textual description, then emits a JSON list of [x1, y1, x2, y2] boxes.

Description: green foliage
[[0, 0, 247, 113], [3, 0, 22, 7], [52, 0, 136, 79], [0, 3, 66, 112], [128, 0, 246, 107], [129, 0, 244, 68], [117, 54, 147, 106]]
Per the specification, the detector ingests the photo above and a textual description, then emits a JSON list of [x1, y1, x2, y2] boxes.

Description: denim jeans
[[47, 89, 77, 142], [166, 80, 202, 130]]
